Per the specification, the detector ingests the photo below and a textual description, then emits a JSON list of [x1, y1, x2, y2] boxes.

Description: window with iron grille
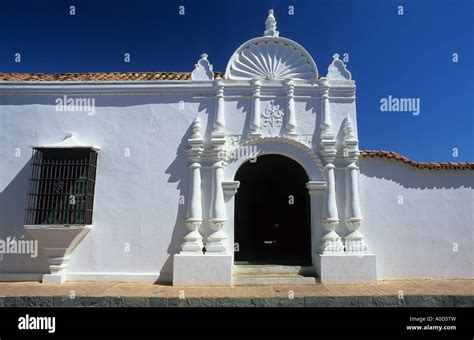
[[25, 148, 98, 225]]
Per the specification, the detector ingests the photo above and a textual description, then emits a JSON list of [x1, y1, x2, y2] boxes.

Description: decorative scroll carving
[[262, 100, 284, 130]]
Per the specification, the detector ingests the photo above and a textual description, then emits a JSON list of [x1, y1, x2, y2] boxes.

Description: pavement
[[0, 280, 472, 307]]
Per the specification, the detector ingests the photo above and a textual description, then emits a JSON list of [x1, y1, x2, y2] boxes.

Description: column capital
[[214, 77, 225, 87], [319, 77, 329, 87], [306, 181, 326, 196], [284, 79, 295, 93], [251, 78, 262, 89], [211, 159, 227, 169], [323, 163, 336, 170], [344, 161, 359, 170], [189, 162, 202, 169], [222, 181, 240, 196]]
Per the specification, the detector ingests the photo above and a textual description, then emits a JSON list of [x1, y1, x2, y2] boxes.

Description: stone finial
[[191, 53, 214, 80], [327, 53, 352, 80], [264, 9, 279, 37], [191, 117, 203, 139]]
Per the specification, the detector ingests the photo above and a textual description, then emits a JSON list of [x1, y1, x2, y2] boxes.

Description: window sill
[[24, 224, 92, 230]]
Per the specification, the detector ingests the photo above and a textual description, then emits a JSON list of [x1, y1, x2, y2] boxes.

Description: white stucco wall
[[0, 92, 215, 282], [0, 85, 331, 282], [0, 85, 472, 282], [358, 158, 474, 280]]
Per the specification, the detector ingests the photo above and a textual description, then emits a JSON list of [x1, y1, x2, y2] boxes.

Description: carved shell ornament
[[228, 41, 316, 81], [225, 10, 318, 81]]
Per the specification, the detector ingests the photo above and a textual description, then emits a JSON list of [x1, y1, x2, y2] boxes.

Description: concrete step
[[233, 265, 316, 275], [232, 274, 317, 286], [232, 265, 317, 286]]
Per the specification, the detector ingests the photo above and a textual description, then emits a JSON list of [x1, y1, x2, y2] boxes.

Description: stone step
[[233, 265, 315, 276], [232, 275, 317, 286], [232, 265, 317, 286]]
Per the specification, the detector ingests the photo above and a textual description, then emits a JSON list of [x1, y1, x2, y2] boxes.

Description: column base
[[206, 226, 227, 254], [320, 230, 344, 254], [173, 253, 232, 286], [42, 273, 66, 284], [344, 230, 369, 254], [181, 230, 204, 253], [315, 254, 377, 284]]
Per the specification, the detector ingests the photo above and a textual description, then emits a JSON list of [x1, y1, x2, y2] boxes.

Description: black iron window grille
[[25, 148, 98, 225]]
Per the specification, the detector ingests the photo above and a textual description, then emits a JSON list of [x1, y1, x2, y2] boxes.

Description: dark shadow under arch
[[234, 154, 311, 265]]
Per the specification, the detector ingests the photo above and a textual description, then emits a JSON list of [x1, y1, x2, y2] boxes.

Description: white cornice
[[0, 80, 355, 97]]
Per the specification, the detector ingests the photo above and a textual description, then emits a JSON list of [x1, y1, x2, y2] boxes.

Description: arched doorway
[[234, 154, 311, 265]]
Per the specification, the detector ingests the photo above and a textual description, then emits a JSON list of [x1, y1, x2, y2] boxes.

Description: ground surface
[[0, 280, 472, 307], [0, 280, 472, 297]]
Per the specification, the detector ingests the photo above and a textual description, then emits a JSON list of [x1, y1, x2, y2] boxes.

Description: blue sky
[[1, 0, 473, 161]]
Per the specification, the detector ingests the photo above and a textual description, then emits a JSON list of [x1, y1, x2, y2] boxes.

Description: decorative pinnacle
[[201, 53, 208, 60], [343, 118, 355, 140], [264, 9, 279, 37], [191, 117, 202, 139], [333, 53, 340, 60]]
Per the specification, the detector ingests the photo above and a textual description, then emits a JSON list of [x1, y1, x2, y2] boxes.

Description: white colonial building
[[0, 10, 472, 285]]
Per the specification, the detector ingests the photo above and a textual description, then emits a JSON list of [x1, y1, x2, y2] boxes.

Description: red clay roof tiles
[[360, 150, 474, 170], [0, 72, 224, 81]]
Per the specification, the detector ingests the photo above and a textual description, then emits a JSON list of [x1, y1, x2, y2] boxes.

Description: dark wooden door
[[234, 155, 311, 265]]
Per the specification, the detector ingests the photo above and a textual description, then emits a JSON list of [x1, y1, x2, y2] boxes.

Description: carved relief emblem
[[262, 100, 284, 131]]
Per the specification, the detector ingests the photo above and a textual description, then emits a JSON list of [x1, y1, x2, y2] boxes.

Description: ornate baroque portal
[[173, 9, 377, 286]]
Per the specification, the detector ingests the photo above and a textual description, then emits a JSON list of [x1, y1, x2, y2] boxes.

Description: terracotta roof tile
[[0, 72, 225, 82], [360, 150, 474, 170]]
